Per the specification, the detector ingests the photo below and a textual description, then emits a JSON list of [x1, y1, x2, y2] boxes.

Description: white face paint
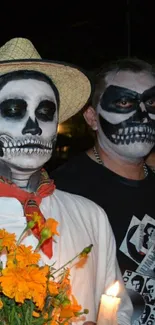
[[0, 79, 58, 170], [96, 71, 155, 162]]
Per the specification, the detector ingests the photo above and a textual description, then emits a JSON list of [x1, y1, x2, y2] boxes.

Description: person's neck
[[87, 144, 147, 180], [10, 167, 37, 189], [0, 160, 41, 190]]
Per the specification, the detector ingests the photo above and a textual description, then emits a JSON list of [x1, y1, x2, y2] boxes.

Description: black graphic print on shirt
[[120, 215, 155, 325]]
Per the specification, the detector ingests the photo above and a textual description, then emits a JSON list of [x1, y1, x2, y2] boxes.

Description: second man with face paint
[[51, 58, 155, 325]]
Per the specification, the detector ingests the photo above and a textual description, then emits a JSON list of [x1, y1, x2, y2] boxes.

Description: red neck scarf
[[0, 168, 55, 258]]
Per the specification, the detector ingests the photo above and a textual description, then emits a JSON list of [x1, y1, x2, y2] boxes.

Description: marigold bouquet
[[0, 213, 92, 325]]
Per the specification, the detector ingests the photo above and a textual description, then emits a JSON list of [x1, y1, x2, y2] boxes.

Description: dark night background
[[1, 1, 155, 170], [1, 1, 155, 69]]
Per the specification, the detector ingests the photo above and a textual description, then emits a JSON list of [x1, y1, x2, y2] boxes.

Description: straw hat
[[0, 38, 91, 123]]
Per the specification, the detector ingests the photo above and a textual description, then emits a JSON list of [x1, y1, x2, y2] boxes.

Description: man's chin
[[1, 155, 51, 171], [115, 143, 155, 160]]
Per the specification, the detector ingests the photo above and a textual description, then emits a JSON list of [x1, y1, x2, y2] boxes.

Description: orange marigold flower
[[60, 295, 82, 319], [59, 269, 71, 295], [75, 255, 88, 269], [0, 267, 31, 302], [48, 280, 59, 295], [7, 245, 40, 268], [0, 229, 16, 251], [60, 309, 74, 318], [26, 212, 43, 231], [0, 264, 49, 308], [41, 218, 59, 239], [27, 265, 49, 310], [70, 295, 82, 313]]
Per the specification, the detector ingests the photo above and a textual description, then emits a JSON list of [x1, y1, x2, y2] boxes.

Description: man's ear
[[83, 106, 98, 130]]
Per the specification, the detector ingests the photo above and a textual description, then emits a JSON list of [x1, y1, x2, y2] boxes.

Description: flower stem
[[16, 226, 29, 245], [51, 252, 81, 276], [34, 239, 44, 252], [51, 244, 93, 276]]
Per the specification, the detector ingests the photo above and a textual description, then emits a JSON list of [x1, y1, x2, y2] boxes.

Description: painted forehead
[[105, 70, 155, 94], [0, 79, 58, 105]]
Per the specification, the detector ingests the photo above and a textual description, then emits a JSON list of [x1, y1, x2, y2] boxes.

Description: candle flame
[[106, 281, 119, 297]]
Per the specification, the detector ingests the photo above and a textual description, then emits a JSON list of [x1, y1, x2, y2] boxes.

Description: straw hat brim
[[0, 59, 91, 124]]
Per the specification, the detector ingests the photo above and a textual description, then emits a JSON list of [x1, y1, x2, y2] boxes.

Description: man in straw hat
[[0, 37, 132, 324]]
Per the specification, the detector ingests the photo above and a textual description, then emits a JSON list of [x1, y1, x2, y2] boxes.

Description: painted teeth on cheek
[[110, 126, 155, 145], [0, 136, 54, 157], [0, 137, 53, 149], [2, 147, 52, 156]]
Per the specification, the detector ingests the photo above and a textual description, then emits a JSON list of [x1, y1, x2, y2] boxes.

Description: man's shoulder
[[52, 188, 108, 223], [53, 188, 101, 209], [51, 152, 88, 178], [42, 189, 114, 258]]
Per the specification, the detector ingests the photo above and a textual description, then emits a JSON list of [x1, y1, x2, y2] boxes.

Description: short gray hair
[[92, 58, 155, 109]]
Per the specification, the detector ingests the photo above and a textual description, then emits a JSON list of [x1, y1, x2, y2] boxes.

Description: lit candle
[[97, 281, 121, 325]]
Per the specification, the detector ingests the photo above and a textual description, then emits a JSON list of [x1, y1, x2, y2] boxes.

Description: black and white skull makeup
[[97, 71, 155, 161], [0, 71, 59, 170]]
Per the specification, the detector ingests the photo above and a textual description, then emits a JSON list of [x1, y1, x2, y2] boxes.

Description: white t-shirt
[[0, 189, 133, 324]]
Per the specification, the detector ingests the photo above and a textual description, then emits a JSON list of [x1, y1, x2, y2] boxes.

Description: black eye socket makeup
[[100, 85, 155, 115], [0, 99, 27, 119], [141, 86, 155, 114], [100, 85, 140, 113], [35, 100, 56, 122], [141, 86, 155, 103], [0, 98, 57, 122]]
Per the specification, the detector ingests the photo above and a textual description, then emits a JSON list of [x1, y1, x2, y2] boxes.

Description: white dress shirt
[[0, 189, 133, 325]]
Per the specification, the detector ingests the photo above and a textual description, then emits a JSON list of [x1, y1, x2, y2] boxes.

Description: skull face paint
[[97, 71, 155, 161], [0, 78, 58, 170]]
